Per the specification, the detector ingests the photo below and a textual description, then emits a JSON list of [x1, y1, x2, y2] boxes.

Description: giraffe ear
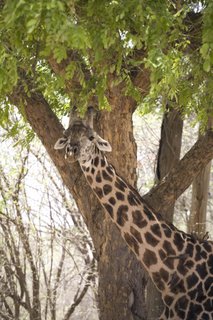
[[95, 135, 112, 152], [54, 137, 68, 150]]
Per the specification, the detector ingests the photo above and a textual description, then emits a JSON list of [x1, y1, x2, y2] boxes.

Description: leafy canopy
[[0, 0, 212, 132]]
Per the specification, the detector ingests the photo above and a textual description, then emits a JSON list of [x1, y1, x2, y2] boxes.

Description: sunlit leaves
[[53, 46, 68, 64], [201, 1, 213, 73], [36, 62, 70, 116], [0, 0, 212, 131], [0, 46, 18, 98]]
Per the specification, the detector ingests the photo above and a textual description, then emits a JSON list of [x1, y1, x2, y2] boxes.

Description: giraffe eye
[[89, 136, 94, 141]]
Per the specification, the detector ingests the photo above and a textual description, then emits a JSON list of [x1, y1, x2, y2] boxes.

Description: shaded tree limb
[[52, 236, 67, 320]]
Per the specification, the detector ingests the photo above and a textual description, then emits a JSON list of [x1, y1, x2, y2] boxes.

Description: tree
[[0, 0, 213, 319], [0, 140, 97, 320]]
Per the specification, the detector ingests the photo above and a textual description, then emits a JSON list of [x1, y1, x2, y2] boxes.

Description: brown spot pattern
[[117, 205, 129, 226], [150, 223, 162, 238], [127, 191, 138, 206], [124, 232, 140, 255], [115, 177, 126, 192], [109, 197, 116, 205], [94, 156, 99, 167], [103, 184, 112, 195], [152, 272, 165, 291], [130, 226, 143, 243], [102, 170, 113, 182], [94, 187, 103, 198], [145, 232, 160, 247], [143, 249, 157, 268], [132, 210, 148, 228], [103, 203, 114, 218], [116, 191, 125, 201], [96, 171, 102, 183]]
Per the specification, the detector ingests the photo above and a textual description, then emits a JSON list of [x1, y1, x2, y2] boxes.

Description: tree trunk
[[188, 119, 213, 236], [188, 161, 211, 235], [95, 92, 148, 320], [146, 108, 183, 320], [154, 107, 184, 221]]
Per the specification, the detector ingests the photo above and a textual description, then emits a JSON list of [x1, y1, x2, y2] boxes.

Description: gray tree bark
[[188, 161, 211, 235], [188, 119, 213, 236]]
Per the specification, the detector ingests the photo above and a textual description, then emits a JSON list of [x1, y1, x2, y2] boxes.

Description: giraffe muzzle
[[65, 144, 79, 162]]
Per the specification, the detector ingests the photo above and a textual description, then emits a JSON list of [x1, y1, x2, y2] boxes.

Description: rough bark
[[188, 119, 213, 236], [143, 129, 213, 214], [146, 108, 183, 320], [188, 160, 211, 235], [155, 108, 184, 221]]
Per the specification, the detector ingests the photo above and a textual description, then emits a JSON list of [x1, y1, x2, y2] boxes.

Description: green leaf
[[65, 62, 77, 80], [200, 43, 209, 58], [26, 18, 38, 34], [53, 46, 67, 63], [203, 59, 211, 72]]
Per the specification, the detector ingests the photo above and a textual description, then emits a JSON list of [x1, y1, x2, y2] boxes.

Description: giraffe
[[54, 107, 213, 320]]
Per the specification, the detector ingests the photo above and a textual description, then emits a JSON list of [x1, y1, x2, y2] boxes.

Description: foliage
[[0, 0, 212, 134]]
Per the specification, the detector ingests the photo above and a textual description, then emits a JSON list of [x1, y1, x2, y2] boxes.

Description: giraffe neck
[[80, 149, 189, 293]]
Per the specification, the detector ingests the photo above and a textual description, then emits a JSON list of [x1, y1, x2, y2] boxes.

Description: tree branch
[[130, 11, 202, 91], [63, 258, 96, 320], [143, 129, 213, 214], [48, 50, 91, 95]]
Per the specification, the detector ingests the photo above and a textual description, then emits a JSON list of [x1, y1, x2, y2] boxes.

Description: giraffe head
[[54, 107, 112, 163]]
